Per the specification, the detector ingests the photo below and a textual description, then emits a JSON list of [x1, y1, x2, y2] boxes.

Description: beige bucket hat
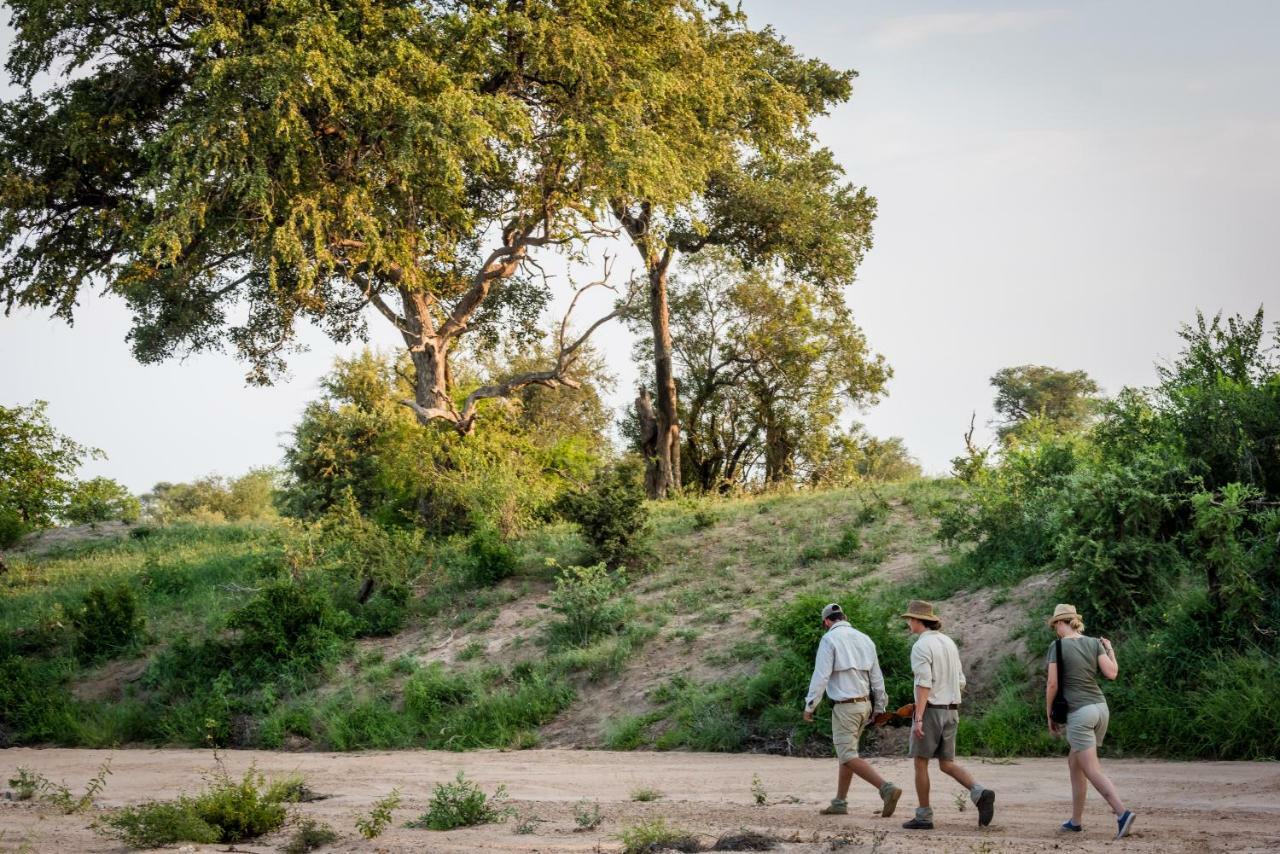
[[901, 599, 942, 627], [1047, 603, 1082, 626]]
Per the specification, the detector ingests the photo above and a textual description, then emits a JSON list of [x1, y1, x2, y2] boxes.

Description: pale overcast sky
[[1, 1, 1277, 493]]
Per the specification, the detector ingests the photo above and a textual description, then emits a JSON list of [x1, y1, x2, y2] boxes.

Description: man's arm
[[910, 640, 932, 739], [804, 638, 835, 715], [869, 654, 887, 714]]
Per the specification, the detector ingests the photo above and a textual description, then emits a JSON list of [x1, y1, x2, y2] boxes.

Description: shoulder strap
[[1056, 638, 1067, 695]]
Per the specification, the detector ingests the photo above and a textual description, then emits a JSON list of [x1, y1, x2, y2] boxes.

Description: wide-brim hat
[[901, 599, 941, 627], [1047, 603, 1081, 626]]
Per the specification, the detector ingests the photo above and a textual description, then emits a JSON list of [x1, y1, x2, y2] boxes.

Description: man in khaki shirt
[[900, 600, 995, 830]]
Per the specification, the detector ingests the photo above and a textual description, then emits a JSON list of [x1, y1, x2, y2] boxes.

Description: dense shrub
[[460, 525, 519, 587], [104, 766, 294, 847], [64, 477, 141, 524], [557, 459, 651, 568], [939, 310, 1280, 759], [544, 563, 629, 648], [143, 469, 280, 523], [71, 583, 146, 663], [411, 772, 508, 830]]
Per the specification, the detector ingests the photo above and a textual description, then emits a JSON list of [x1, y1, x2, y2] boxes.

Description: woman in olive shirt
[[1044, 604, 1135, 840]]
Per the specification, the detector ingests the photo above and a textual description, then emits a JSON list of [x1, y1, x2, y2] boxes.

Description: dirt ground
[[3, 749, 1278, 853]]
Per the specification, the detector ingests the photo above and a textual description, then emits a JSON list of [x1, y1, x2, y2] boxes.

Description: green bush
[[71, 583, 146, 663], [224, 579, 352, 685], [64, 477, 141, 524], [411, 772, 508, 830], [557, 459, 651, 568], [617, 818, 699, 854], [355, 789, 402, 839], [545, 563, 629, 648], [462, 525, 519, 587], [0, 505, 31, 547], [283, 817, 339, 853], [104, 766, 291, 847]]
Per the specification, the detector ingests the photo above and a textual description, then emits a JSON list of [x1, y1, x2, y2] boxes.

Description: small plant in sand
[[751, 774, 768, 806], [573, 799, 603, 830], [630, 786, 663, 802], [354, 788, 401, 839], [409, 772, 509, 831], [282, 817, 339, 853], [617, 818, 699, 854]]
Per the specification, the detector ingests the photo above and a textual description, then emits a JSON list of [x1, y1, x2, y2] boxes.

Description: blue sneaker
[[1115, 810, 1135, 840], [1060, 820, 1083, 833]]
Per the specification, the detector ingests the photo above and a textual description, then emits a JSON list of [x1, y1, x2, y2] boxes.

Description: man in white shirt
[[803, 602, 904, 817], [900, 599, 995, 830]]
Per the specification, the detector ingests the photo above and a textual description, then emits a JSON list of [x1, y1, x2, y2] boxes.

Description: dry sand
[[2, 748, 1278, 853]]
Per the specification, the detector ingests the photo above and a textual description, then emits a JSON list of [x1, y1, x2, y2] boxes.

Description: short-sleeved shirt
[[1046, 636, 1108, 712], [910, 630, 966, 705]]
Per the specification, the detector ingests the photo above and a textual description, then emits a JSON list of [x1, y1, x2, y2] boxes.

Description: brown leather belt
[[927, 702, 959, 710], [834, 695, 869, 704]]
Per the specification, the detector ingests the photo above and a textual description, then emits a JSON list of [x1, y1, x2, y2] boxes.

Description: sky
[[1, 1, 1277, 493]]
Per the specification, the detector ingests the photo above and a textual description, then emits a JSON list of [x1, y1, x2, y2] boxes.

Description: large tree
[[0, 0, 739, 435], [612, 25, 876, 497], [0, 400, 98, 545], [646, 250, 890, 492], [990, 364, 1102, 443]]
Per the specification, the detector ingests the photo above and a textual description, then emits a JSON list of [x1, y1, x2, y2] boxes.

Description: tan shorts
[[908, 706, 958, 760], [831, 700, 871, 762], [1066, 703, 1109, 752]]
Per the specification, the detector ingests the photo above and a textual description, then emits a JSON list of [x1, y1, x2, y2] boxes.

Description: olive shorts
[[1066, 702, 1110, 752], [908, 706, 958, 760], [831, 700, 871, 762]]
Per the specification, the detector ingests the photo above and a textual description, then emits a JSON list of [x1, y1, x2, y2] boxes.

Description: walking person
[[1045, 604, 1135, 840], [803, 603, 904, 818], [899, 600, 995, 830]]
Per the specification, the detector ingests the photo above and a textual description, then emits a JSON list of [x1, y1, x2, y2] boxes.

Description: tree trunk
[[648, 256, 681, 498], [635, 388, 662, 498]]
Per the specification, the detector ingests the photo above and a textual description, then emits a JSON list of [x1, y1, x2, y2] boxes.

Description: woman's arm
[[1097, 637, 1119, 680], [1045, 661, 1059, 734]]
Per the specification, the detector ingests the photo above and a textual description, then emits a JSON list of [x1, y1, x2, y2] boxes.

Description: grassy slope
[[2, 481, 1056, 754]]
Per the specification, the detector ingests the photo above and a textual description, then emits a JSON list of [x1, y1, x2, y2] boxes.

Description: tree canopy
[[990, 364, 1101, 443], [0, 0, 791, 433]]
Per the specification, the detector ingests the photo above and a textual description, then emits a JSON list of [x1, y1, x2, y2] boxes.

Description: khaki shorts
[[1066, 702, 1109, 752], [908, 705, 958, 760], [831, 700, 871, 762]]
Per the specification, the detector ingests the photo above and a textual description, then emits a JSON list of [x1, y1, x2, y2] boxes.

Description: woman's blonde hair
[[1067, 615, 1085, 632]]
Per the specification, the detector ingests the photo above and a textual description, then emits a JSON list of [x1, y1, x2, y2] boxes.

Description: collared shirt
[[804, 621, 887, 713], [910, 629, 967, 705]]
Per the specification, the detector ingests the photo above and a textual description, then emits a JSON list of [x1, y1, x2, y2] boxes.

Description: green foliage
[[646, 250, 894, 492], [751, 774, 768, 805], [411, 772, 508, 831], [461, 525, 519, 588], [283, 817, 339, 854], [573, 799, 603, 831], [354, 789, 401, 839], [7, 768, 39, 801], [223, 580, 353, 686], [990, 365, 1101, 443], [64, 477, 141, 524], [143, 470, 280, 523], [281, 351, 608, 535], [71, 583, 145, 663], [940, 311, 1280, 759], [545, 563, 629, 648], [20, 760, 112, 814], [104, 766, 292, 847], [0, 400, 98, 544], [617, 818, 699, 854], [557, 460, 651, 568], [629, 787, 663, 802]]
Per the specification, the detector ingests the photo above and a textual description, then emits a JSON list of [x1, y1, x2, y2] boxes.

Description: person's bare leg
[[846, 757, 886, 790], [913, 757, 931, 809], [1076, 748, 1125, 815], [836, 761, 855, 801], [937, 758, 976, 790], [1068, 751, 1088, 825]]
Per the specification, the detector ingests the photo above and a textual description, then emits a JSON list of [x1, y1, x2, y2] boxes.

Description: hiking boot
[[901, 816, 933, 830], [880, 784, 903, 818], [976, 788, 995, 827], [1115, 810, 1135, 840], [819, 799, 848, 815]]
